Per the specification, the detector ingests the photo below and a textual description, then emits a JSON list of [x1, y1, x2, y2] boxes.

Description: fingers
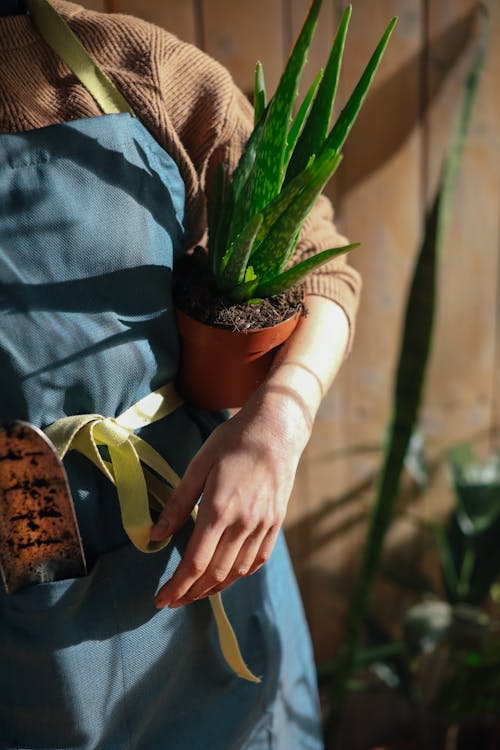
[[162, 525, 248, 608], [247, 524, 280, 575], [155, 521, 223, 607], [152, 405, 297, 607], [204, 524, 280, 598], [227, 527, 268, 579], [156, 522, 281, 609]]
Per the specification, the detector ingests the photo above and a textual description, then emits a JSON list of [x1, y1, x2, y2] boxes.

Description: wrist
[[250, 363, 320, 454]]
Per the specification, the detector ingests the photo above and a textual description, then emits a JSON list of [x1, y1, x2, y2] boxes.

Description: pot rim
[[174, 303, 304, 336]]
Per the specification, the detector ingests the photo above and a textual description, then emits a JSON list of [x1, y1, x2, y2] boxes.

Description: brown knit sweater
[[0, 0, 361, 340]]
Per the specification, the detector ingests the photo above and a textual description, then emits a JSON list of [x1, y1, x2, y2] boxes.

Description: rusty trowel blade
[[0, 421, 86, 593]]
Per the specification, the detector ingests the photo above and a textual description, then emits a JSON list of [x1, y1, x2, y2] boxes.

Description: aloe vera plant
[[207, 2, 397, 303]]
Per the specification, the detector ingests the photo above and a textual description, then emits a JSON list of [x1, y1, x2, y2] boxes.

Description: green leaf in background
[[326, 15, 487, 742], [434, 521, 460, 598], [253, 61, 267, 126], [404, 600, 453, 654], [449, 446, 500, 536], [255, 242, 358, 297], [438, 442, 500, 605], [434, 634, 500, 722], [286, 4, 352, 183]]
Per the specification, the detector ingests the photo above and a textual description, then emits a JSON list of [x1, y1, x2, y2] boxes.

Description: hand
[[152, 296, 350, 607], [151, 388, 309, 608]]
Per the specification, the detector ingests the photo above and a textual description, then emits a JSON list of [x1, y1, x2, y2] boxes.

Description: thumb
[[150, 450, 209, 541]]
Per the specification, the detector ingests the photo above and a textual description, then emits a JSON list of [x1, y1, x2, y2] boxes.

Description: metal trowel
[[0, 421, 86, 593]]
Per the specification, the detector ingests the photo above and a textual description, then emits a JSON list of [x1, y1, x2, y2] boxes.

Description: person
[[0, 0, 361, 748]]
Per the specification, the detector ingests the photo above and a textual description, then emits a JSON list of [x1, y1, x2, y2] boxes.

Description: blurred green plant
[[437, 446, 500, 604], [204, 1, 396, 303], [397, 442, 500, 737], [324, 8, 488, 745], [370, 449, 500, 744]]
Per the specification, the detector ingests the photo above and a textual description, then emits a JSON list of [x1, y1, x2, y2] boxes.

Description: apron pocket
[[0, 542, 175, 750]]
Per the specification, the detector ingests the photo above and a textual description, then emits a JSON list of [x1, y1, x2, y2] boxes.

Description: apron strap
[[45, 383, 261, 684], [26, 0, 135, 116], [25, 0, 260, 687]]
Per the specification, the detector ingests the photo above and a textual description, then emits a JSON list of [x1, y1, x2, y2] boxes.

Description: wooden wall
[[81, 0, 500, 663]]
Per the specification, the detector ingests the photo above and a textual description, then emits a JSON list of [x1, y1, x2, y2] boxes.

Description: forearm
[[292, 194, 361, 356], [249, 294, 350, 451], [153, 295, 350, 604]]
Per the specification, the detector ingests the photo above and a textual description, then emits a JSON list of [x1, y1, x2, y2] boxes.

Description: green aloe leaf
[[227, 276, 260, 303], [214, 180, 235, 277], [254, 62, 267, 126], [250, 153, 320, 253], [254, 229, 301, 290], [286, 4, 352, 183], [226, 114, 266, 248], [284, 69, 324, 168], [245, 0, 323, 220], [321, 17, 397, 158], [278, 226, 302, 277], [231, 116, 265, 202], [255, 242, 358, 297], [219, 213, 263, 288], [251, 150, 343, 279], [208, 161, 227, 276]]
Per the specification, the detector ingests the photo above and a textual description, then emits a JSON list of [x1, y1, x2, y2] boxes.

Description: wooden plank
[[493, 0, 500, 450], [301, 0, 424, 663], [493, 0, 500, 447], [423, 0, 499, 457], [347, 0, 500, 648], [118, 0, 198, 45], [200, 0, 285, 98], [397, 0, 500, 642]]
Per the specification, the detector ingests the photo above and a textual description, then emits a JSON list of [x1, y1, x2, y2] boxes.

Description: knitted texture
[[0, 0, 361, 342]]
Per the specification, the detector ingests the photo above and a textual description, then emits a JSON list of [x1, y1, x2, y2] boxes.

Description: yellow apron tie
[[27, 0, 135, 117], [45, 383, 260, 684]]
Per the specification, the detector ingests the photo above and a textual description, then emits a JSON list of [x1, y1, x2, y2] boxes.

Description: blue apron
[[0, 51, 323, 750]]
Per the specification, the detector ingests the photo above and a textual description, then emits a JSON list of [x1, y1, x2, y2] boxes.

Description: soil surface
[[173, 248, 306, 330]]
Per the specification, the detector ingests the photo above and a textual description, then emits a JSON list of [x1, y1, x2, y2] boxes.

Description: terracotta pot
[[370, 743, 419, 750], [175, 306, 303, 410]]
